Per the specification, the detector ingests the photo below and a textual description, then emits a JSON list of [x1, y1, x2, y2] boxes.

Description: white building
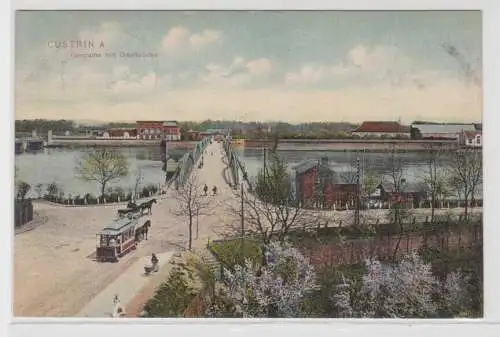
[[459, 130, 482, 148]]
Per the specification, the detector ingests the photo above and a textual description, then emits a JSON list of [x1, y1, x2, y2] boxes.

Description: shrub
[[209, 238, 262, 270], [143, 267, 197, 317]]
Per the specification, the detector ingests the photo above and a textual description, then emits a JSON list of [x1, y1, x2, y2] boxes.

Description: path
[[77, 251, 174, 317]]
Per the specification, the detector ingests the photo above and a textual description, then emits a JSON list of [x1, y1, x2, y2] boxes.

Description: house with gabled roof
[[292, 157, 360, 209], [459, 130, 482, 148], [375, 180, 427, 208]]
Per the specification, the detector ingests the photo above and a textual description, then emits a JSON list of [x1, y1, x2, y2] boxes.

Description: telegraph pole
[[355, 157, 361, 226]]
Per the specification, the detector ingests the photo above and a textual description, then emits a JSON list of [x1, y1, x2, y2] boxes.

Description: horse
[[139, 198, 157, 215], [135, 220, 152, 241]]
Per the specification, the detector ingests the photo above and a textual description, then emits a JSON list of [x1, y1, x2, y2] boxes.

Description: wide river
[[15, 146, 443, 199]]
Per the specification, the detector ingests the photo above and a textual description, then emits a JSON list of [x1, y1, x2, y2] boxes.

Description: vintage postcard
[[14, 10, 482, 318]]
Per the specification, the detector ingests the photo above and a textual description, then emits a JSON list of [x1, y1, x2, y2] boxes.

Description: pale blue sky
[[15, 10, 482, 123]]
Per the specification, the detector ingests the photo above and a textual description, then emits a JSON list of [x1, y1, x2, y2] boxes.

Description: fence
[[304, 223, 482, 268], [15, 199, 34, 227], [175, 138, 210, 188]]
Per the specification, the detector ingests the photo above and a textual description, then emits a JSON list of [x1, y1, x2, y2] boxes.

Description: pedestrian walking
[[212, 186, 218, 195], [203, 184, 208, 196]]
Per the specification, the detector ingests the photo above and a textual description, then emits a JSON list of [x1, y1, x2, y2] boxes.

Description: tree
[[228, 155, 315, 244], [75, 149, 128, 199], [384, 147, 412, 257], [31, 183, 43, 199], [171, 173, 212, 250], [46, 181, 59, 197], [331, 252, 470, 318], [16, 181, 31, 200], [362, 173, 380, 200], [420, 144, 449, 222], [133, 169, 143, 201], [210, 241, 317, 318], [447, 149, 482, 221]]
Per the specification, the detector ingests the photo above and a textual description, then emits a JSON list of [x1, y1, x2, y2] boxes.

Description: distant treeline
[[15, 119, 76, 134], [16, 119, 478, 140]]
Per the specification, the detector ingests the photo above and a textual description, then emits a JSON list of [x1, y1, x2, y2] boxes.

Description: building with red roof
[[351, 121, 411, 139]]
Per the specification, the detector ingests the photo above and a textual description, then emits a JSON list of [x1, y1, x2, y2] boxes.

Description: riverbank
[[47, 138, 198, 149], [243, 139, 462, 152]]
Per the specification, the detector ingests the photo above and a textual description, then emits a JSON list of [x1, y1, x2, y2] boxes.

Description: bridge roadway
[[74, 142, 241, 317]]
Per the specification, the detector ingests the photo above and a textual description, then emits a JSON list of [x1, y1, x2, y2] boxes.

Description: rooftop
[[292, 158, 360, 185], [354, 121, 410, 133], [464, 130, 482, 138], [411, 124, 476, 134]]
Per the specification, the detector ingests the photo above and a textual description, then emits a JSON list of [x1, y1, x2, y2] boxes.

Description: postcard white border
[[4, 0, 500, 336]]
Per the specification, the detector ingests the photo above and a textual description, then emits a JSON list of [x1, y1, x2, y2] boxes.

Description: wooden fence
[[14, 199, 33, 227]]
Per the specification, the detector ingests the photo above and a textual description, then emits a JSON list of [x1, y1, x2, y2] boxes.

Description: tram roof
[[99, 217, 137, 235]]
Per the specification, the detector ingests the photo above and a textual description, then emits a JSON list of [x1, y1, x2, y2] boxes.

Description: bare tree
[[447, 149, 482, 221], [75, 148, 128, 199], [362, 173, 380, 200], [420, 143, 450, 223], [227, 154, 316, 244], [384, 147, 413, 258], [133, 168, 143, 201], [171, 173, 212, 250]]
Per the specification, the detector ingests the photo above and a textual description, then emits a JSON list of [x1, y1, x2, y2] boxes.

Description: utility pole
[[263, 147, 267, 182], [241, 182, 245, 252], [355, 156, 361, 226]]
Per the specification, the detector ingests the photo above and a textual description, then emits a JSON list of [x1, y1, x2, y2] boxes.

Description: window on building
[[468, 139, 472, 144], [476, 135, 481, 144]]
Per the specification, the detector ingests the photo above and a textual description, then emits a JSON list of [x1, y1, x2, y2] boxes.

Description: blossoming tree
[[207, 241, 316, 317], [331, 252, 470, 318]]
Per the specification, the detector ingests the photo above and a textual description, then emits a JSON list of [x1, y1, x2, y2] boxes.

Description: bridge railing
[[223, 139, 252, 189], [175, 138, 210, 189]]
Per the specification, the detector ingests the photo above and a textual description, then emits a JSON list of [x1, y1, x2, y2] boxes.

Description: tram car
[[95, 215, 148, 262]]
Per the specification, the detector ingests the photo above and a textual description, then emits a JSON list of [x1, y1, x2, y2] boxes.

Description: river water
[[15, 147, 166, 198], [16, 146, 446, 199], [236, 148, 432, 182]]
